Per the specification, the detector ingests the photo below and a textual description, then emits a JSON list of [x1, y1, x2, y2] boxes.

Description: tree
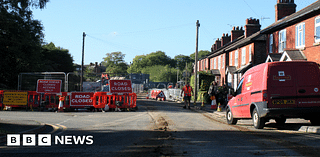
[[127, 51, 175, 73], [41, 42, 74, 73], [0, 0, 49, 89], [102, 51, 128, 74], [174, 54, 193, 71], [190, 50, 211, 61]]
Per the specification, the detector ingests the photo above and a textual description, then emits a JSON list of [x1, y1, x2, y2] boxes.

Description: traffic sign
[[109, 80, 132, 94], [36, 79, 62, 93]]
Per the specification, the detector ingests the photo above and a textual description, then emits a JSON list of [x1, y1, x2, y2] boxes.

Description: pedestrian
[[208, 81, 217, 97], [181, 82, 193, 109]]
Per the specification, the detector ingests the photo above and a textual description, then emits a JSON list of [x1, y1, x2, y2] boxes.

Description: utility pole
[[80, 32, 86, 91], [194, 20, 200, 105]]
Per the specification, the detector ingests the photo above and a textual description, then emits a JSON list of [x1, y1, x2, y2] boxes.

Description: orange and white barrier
[[92, 92, 137, 110]]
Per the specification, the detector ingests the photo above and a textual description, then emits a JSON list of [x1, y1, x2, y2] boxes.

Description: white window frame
[[315, 16, 320, 43], [279, 29, 286, 53], [296, 22, 305, 48], [249, 45, 252, 62], [235, 50, 239, 67], [241, 47, 246, 66], [214, 58, 216, 69], [269, 34, 273, 53]]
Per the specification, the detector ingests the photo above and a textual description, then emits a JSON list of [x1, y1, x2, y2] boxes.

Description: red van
[[226, 61, 320, 129]]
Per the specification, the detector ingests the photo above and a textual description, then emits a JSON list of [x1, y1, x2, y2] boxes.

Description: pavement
[[0, 119, 46, 143], [0, 99, 320, 144], [190, 101, 320, 134]]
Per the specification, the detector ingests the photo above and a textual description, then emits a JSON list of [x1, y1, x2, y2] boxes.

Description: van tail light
[[262, 90, 268, 102]]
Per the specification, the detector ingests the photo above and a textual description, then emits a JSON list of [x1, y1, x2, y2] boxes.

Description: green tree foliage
[[174, 54, 192, 71], [128, 51, 175, 73], [0, 0, 49, 89], [142, 65, 177, 82], [102, 51, 128, 74], [190, 50, 211, 61], [41, 42, 74, 73]]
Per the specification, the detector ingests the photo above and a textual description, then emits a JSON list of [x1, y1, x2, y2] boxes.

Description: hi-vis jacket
[[182, 85, 193, 96]]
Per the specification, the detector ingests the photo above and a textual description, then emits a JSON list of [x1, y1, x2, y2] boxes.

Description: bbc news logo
[[7, 134, 93, 146]]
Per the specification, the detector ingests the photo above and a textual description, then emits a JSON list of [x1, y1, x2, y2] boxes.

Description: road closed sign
[[37, 79, 62, 93], [109, 80, 132, 94], [70, 92, 94, 106]]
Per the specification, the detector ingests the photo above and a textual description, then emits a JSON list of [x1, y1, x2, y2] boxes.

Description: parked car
[[226, 61, 320, 129]]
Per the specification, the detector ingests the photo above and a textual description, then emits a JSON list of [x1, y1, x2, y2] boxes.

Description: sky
[[32, 0, 318, 65]]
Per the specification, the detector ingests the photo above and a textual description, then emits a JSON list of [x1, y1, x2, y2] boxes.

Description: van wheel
[[275, 117, 286, 125], [226, 108, 237, 125], [252, 108, 265, 129]]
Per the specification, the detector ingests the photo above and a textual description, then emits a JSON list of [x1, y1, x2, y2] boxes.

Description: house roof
[[210, 69, 221, 75], [261, 0, 320, 34], [265, 53, 282, 62], [225, 66, 237, 74], [201, 1, 320, 61], [280, 50, 307, 61]]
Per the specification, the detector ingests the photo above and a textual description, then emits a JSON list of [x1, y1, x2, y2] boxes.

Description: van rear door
[[295, 63, 320, 107], [268, 65, 297, 108]]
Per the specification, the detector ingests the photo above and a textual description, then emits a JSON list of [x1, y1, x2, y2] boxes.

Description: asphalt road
[[0, 97, 320, 156]]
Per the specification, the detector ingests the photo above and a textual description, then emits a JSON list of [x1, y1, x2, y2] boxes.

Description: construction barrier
[[92, 92, 137, 110]]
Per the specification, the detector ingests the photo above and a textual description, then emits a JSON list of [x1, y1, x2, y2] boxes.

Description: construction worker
[[180, 82, 193, 109]]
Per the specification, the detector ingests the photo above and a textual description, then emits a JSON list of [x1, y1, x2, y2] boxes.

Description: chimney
[[215, 38, 221, 50], [231, 26, 244, 41], [244, 18, 261, 38], [221, 33, 231, 47], [275, 0, 296, 21]]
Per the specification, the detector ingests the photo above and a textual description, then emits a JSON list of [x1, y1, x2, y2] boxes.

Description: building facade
[[197, 0, 320, 89]]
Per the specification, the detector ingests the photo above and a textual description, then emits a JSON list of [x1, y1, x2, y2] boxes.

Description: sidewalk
[[191, 101, 320, 134], [0, 119, 46, 143]]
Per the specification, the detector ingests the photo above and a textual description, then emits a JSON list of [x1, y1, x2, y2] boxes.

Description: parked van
[[226, 61, 320, 129]]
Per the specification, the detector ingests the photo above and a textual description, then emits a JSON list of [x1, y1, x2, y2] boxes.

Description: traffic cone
[[58, 101, 63, 112], [210, 97, 217, 109], [217, 103, 222, 112]]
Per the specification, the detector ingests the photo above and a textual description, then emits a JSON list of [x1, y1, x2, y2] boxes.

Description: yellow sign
[[272, 99, 295, 105], [3, 92, 28, 106]]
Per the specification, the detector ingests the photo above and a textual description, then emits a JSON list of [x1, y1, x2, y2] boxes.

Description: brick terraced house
[[197, 0, 320, 89]]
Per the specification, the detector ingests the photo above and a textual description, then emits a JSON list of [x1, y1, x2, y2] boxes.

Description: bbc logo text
[[7, 134, 94, 146]]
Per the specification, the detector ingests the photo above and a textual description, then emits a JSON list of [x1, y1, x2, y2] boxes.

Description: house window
[[249, 45, 252, 62], [315, 16, 320, 43], [241, 47, 246, 66], [279, 29, 286, 53], [269, 34, 273, 53], [230, 52, 233, 66], [235, 50, 239, 67], [296, 22, 305, 48], [214, 58, 216, 69]]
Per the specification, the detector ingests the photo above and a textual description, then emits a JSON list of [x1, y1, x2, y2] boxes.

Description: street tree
[[102, 51, 128, 74], [41, 42, 74, 73], [0, 0, 49, 89]]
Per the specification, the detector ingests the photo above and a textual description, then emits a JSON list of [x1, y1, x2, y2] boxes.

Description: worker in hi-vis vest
[[180, 82, 193, 109]]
